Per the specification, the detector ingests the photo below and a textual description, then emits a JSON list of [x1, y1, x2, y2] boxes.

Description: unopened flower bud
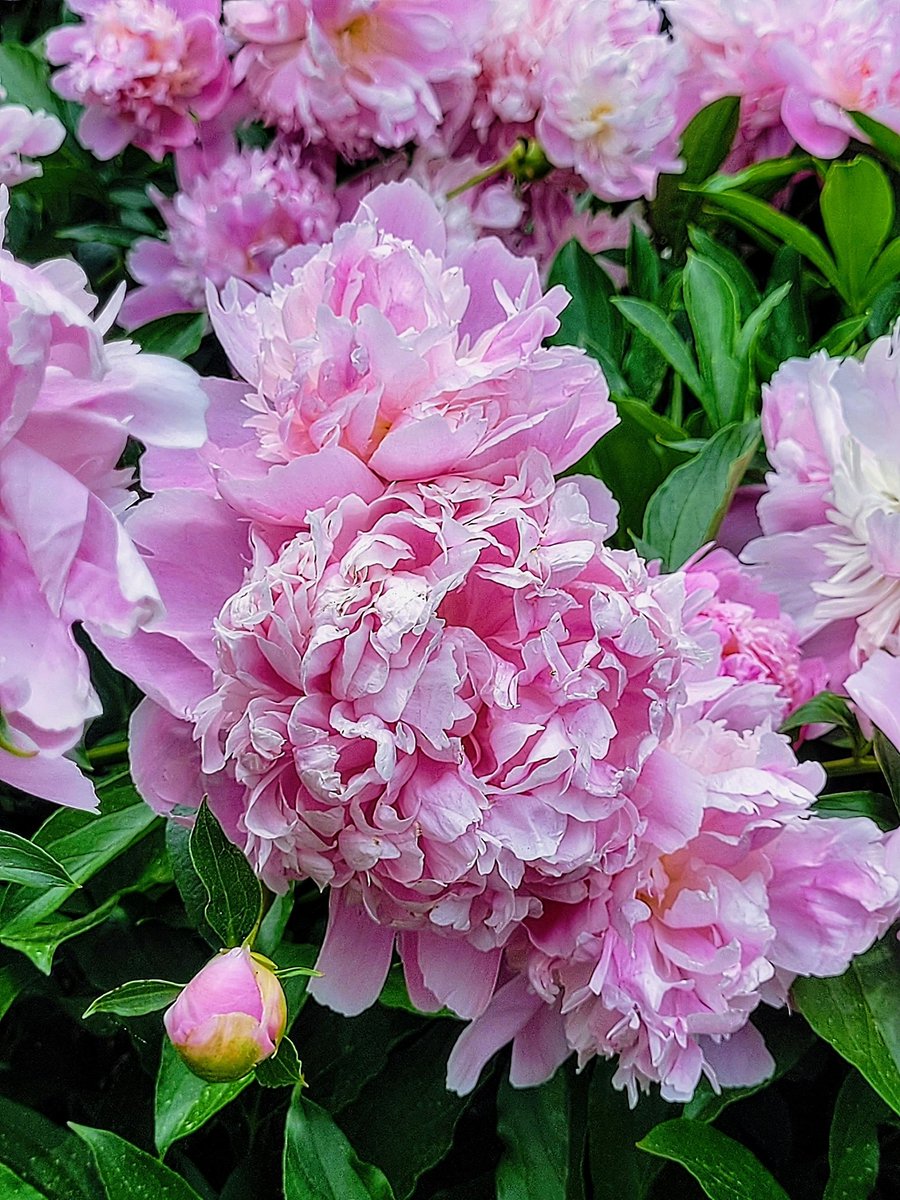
[[164, 948, 287, 1083]]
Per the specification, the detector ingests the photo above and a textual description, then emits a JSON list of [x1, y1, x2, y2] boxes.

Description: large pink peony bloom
[[0, 191, 209, 809], [0, 90, 65, 188], [225, 0, 486, 158], [203, 181, 615, 488], [535, 0, 686, 202], [743, 332, 900, 687], [46, 0, 232, 161], [667, 0, 900, 163], [120, 142, 340, 329]]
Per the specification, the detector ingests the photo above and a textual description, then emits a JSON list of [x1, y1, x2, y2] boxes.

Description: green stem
[[445, 152, 516, 200], [86, 740, 129, 763], [822, 755, 880, 777]]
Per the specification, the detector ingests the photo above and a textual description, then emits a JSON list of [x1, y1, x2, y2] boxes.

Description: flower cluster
[[89, 184, 900, 1103], [0, 189, 208, 808]]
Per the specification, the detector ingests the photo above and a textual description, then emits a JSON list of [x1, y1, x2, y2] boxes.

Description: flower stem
[[822, 755, 880, 776]]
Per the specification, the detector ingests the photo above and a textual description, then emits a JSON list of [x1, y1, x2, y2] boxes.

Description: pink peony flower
[[225, 0, 486, 159], [846, 649, 900, 753], [120, 142, 340, 329], [684, 548, 828, 723], [164, 947, 287, 1081], [203, 181, 615, 488], [743, 331, 900, 687], [46, 0, 232, 162], [0, 189, 209, 809], [535, 0, 686, 202], [0, 90, 65, 188]]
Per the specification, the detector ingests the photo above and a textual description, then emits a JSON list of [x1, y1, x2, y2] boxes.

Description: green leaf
[[702, 190, 840, 290], [0, 1097, 100, 1200], [1, 895, 121, 974], [165, 822, 217, 946], [83, 978, 183, 1019], [794, 936, 900, 1116], [0, 955, 33, 1022], [612, 297, 708, 404], [736, 282, 792, 365], [642, 420, 760, 569], [865, 237, 900, 303], [812, 314, 871, 357], [637, 1120, 791, 1200], [284, 1094, 395, 1200], [700, 155, 816, 196], [57, 224, 138, 248], [155, 1038, 252, 1156], [849, 113, 900, 170], [128, 312, 207, 361], [683, 253, 744, 426], [688, 227, 761, 318], [780, 692, 864, 755], [821, 157, 894, 310], [874, 730, 900, 815], [626, 226, 662, 302], [377, 964, 451, 1017], [496, 1070, 570, 1200], [0, 777, 158, 939], [587, 1060, 672, 1200], [255, 1036, 305, 1088], [546, 239, 627, 394], [0, 43, 77, 137], [188, 799, 263, 949], [71, 1124, 205, 1200], [337, 1022, 473, 1200], [652, 96, 741, 255], [824, 1071, 890, 1200], [812, 791, 897, 831], [0, 831, 76, 889], [0, 1162, 47, 1200]]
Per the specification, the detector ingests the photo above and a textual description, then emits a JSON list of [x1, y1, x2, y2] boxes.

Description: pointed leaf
[[496, 1071, 570, 1200], [683, 253, 744, 425], [83, 979, 183, 1019], [256, 1036, 305, 1088], [821, 157, 893, 309], [188, 799, 263, 948], [637, 1120, 791, 1200], [284, 1094, 395, 1200], [612, 297, 708, 404], [155, 1038, 252, 1156], [0, 832, 76, 889], [71, 1125, 205, 1200], [825, 1071, 891, 1200]]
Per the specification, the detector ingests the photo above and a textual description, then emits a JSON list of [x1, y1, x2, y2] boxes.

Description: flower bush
[[2, 2, 900, 1198]]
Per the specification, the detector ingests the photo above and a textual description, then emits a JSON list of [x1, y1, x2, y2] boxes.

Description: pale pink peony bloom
[[164, 947, 287, 1081], [0, 189, 209, 809], [743, 332, 900, 687], [120, 142, 339, 329], [0, 90, 65, 188], [684, 548, 828, 723], [46, 0, 232, 161], [667, 0, 900, 162], [205, 181, 615, 487], [846, 649, 900, 753], [225, 0, 486, 158], [536, 0, 686, 202]]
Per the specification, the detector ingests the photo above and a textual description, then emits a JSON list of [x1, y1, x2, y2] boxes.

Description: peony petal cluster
[[0, 89, 65, 188], [667, 0, 900, 163], [120, 142, 340, 329], [203, 181, 615, 487], [225, 0, 487, 159], [535, 0, 686, 202], [0, 189, 209, 810], [743, 330, 900, 688], [46, 0, 232, 161]]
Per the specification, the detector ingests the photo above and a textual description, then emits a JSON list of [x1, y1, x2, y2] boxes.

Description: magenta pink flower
[[0, 190, 209, 809], [120, 143, 339, 329], [0, 92, 65, 188], [164, 948, 287, 1081], [536, 0, 686, 202], [46, 0, 232, 161], [225, 0, 486, 158], [744, 332, 900, 687], [205, 181, 614, 488]]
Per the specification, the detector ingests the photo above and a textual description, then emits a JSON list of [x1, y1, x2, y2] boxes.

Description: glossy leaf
[[849, 113, 900, 170], [72, 1124, 205, 1200], [794, 936, 900, 1116], [155, 1039, 252, 1156], [256, 1036, 304, 1088], [642, 420, 760, 569], [637, 1119, 791, 1200], [811, 791, 897, 832], [496, 1070, 570, 1200], [820, 157, 893, 309], [0, 1097, 100, 1200], [129, 313, 206, 361], [0, 832, 75, 889], [683, 252, 743, 426], [612, 297, 708, 404], [588, 1060, 671, 1200], [83, 978, 183, 1019], [546, 239, 627, 393], [824, 1071, 890, 1200], [1, 895, 121, 974], [188, 799, 263, 949], [284, 1094, 395, 1200]]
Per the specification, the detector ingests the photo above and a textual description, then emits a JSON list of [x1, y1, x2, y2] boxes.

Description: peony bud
[[164, 947, 287, 1083]]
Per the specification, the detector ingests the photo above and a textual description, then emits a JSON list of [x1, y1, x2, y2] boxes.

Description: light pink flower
[[743, 331, 900, 687], [536, 0, 685, 202], [120, 142, 339, 329], [0, 190, 209, 809], [205, 181, 615, 487], [225, 0, 486, 159], [0, 91, 65, 188], [46, 0, 232, 162], [846, 649, 900, 753], [164, 947, 287, 1081]]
